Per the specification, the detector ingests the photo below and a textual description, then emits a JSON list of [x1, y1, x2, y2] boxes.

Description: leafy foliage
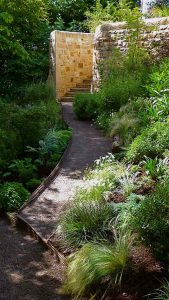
[[73, 93, 99, 120], [85, 0, 116, 32], [0, 0, 50, 98], [0, 182, 30, 212], [8, 158, 38, 184], [25, 178, 42, 191], [131, 180, 169, 263], [27, 129, 72, 165], [0, 82, 62, 163], [126, 121, 169, 162], [22, 81, 56, 105]]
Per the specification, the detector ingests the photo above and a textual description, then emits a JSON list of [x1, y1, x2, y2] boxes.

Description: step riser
[[83, 80, 92, 84], [70, 88, 90, 93], [62, 97, 74, 102], [76, 84, 91, 88], [61, 79, 92, 102], [65, 91, 90, 97]]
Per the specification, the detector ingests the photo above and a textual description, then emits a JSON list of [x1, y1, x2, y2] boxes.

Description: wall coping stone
[[95, 17, 169, 39]]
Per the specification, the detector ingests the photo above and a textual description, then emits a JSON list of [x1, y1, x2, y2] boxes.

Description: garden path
[[0, 103, 112, 299], [0, 217, 69, 300], [18, 102, 112, 241]]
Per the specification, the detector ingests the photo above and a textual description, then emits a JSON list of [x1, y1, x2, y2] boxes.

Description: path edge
[[17, 102, 73, 260]]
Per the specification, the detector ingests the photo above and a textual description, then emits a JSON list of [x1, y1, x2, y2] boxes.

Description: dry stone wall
[[93, 17, 169, 91], [52, 31, 94, 100]]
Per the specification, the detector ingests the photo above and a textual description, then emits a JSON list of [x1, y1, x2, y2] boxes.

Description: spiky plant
[[57, 201, 117, 249], [74, 185, 106, 203], [148, 281, 169, 300]]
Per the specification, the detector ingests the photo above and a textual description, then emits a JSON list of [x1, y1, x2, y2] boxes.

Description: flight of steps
[[61, 78, 92, 102]]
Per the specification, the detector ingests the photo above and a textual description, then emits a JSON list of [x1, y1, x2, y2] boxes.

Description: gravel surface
[[0, 217, 69, 300]]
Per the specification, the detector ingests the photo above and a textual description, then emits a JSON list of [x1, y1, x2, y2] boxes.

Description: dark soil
[[118, 246, 164, 300], [94, 246, 164, 300]]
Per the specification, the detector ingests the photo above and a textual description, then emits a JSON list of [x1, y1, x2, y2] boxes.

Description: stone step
[[83, 79, 92, 84], [70, 87, 91, 92], [61, 96, 74, 102], [65, 92, 75, 97], [65, 91, 90, 98], [75, 84, 91, 89]]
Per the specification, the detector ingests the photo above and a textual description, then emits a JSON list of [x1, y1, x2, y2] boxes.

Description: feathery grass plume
[[60, 236, 130, 297]]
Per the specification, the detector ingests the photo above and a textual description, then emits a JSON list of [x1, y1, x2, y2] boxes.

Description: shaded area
[[19, 102, 112, 239], [0, 217, 69, 300]]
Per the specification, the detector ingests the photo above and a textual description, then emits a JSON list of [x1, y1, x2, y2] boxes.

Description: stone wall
[[52, 31, 94, 100], [93, 17, 169, 91]]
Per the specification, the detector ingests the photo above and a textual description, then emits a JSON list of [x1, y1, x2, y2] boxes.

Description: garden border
[[16, 102, 73, 260], [17, 136, 72, 213]]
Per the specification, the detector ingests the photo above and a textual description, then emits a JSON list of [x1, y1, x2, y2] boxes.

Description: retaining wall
[[93, 17, 169, 90]]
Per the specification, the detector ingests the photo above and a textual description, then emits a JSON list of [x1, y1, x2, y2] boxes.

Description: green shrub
[[27, 129, 72, 164], [145, 58, 169, 122], [73, 93, 99, 120], [127, 121, 169, 162], [0, 83, 64, 159], [60, 238, 129, 296], [97, 48, 149, 113], [131, 180, 169, 263], [109, 112, 139, 146], [0, 128, 20, 163], [58, 201, 116, 249], [46, 153, 62, 168], [96, 97, 149, 141], [99, 73, 145, 112], [0, 182, 30, 212], [8, 158, 38, 183], [149, 5, 169, 18], [23, 81, 56, 105], [146, 57, 169, 98], [96, 112, 112, 133], [11, 105, 47, 150], [12, 101, 63, 151], [26, 178, 42, 191], [85, 0, 115, 32]]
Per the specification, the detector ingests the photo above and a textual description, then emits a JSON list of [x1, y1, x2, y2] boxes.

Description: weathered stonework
[[50, 31, 94, 100], [50, 17, 169, 99], [93, 17, 169, 91]]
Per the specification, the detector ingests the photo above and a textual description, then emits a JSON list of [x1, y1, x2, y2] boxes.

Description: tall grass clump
[[57, 201, 117, 249], [74, 185, 106, 203], [60, 237, 130, 297]]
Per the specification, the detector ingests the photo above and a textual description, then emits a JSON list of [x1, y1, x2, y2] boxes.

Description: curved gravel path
[[0, 103, 111, 300], [18, 102, 112, 240]]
